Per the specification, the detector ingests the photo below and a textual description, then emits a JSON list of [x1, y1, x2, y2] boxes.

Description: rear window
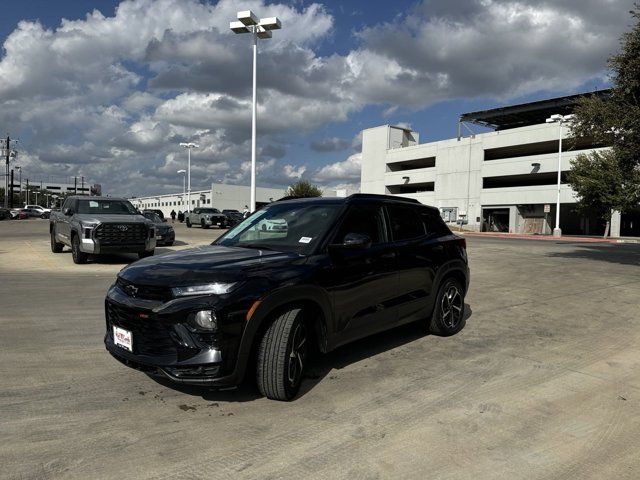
[[420, 209, 452, 236]]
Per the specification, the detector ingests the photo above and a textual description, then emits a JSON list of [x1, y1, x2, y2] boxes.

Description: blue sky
[[0, 0, 627, 196]]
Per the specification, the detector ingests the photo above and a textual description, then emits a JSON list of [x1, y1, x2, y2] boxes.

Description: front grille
[[96, 223, 147, 245], [106, 301, 176, 357], [116, 277, 172, 301]]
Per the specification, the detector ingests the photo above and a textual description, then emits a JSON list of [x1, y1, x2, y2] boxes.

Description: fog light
[[194, 310, 217, 330]]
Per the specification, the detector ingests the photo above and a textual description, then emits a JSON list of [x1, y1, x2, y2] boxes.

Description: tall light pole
[[177, 169, 186, 211], [15, 166, 21, 206], [179, 142, 199, 213], [545, 114, 575, 237], [230, 10, 281, 213]]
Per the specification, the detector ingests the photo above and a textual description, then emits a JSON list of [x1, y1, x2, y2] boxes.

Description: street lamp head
[[259, 17, 281, 31], [238, 10, 258, 26], [230, 21, 250, 34], [256, 26, 272, 39], [177, 169, 186, 174], [180, 142, 199, 149]]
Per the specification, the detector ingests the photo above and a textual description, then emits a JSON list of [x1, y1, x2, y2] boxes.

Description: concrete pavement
[[2, 219, 640, 479]]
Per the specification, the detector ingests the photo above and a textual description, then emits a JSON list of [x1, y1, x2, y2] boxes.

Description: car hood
[[75, 214, 149, 224], [119, 245, 301, 286]]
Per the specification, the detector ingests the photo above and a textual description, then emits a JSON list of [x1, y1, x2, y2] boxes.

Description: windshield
[[143, 212, 162, 223], [200, 208, 220, 214], [215, 202, 341, 254], [76, 199, 138, 215]]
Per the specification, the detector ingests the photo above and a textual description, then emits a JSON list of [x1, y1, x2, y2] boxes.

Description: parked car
[[0, 208, 10, 220], [185, 207, 227, 229], [18, 209, 30, 219], [50, 196, 156, 264], [142, 212, 175, 246], [104, 194, 470, 401], [222, 209, 244, 227], [142, 209, 165, 220], [21, 208, 44, 218], [24, 204, 51, 218], [9, 208, 21, 219]]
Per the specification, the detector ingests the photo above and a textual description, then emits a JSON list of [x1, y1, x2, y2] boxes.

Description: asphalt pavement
[[2, 218, 640, 479]]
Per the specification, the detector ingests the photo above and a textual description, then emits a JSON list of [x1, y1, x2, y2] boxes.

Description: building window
[[441, 207, 458, 223], [207, 199, 211, 204]]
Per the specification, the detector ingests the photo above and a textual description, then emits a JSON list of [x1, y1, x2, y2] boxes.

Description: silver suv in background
[[185, 207, 227, 229], [49, 196, 156, 264]]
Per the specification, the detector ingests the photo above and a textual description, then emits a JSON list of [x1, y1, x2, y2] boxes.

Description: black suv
[[104, 194, 469, 400]]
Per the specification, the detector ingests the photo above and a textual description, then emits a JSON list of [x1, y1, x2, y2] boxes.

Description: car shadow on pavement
[[147, 304, 473, 402], [546, 244, 640, 266]]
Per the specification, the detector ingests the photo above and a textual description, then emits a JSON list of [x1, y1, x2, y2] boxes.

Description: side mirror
[[329, 233, 372, 251], [63, 208, 73, 216]]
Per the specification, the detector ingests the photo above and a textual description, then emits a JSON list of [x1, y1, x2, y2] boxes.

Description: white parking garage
[[360, 90, 640, 238]]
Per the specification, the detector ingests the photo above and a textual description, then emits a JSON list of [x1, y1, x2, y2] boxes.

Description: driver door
[[321, 203, 399, 345]]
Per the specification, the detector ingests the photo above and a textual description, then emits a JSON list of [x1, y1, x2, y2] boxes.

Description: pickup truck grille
[[106, 301, 176, 357], [96, 223, 147, 245]]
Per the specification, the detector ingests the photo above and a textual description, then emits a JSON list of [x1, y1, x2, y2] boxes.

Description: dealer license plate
[[113, 326, 133, 352]]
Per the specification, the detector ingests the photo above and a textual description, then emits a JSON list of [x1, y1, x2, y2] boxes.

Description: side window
[[333, 205, 386, 245], [61, 199, 69, 210], [387, 205, 425, 241]]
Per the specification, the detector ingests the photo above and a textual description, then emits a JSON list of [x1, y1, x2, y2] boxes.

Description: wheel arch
[[235, 286, 332, 382]]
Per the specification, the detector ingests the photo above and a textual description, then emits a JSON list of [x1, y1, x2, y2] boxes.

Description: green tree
[[286, 180, 322, 198], [569, 5, 640, 235], [568, 150, 640, 237]]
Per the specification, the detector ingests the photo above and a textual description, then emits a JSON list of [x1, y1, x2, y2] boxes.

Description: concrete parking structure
[[2, 219, 640, 479]]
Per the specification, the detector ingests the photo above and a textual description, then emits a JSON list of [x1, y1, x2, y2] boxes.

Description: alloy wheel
[[287, 323, 307, 387], [440, 285, 463, 329]]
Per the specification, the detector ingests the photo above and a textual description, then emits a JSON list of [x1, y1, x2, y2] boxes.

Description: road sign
[[544, 204, 551, 213]]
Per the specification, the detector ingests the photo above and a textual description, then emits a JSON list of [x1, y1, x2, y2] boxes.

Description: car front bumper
[[103, 284, 250, 386]]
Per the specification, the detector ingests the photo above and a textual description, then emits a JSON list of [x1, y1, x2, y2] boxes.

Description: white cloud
[[313, 153, 361, 182], [0, 0, 633, 196]]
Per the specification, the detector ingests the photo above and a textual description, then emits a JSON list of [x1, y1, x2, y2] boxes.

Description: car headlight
[[171, 282, 237, 297], [80, 222, 99, 239]]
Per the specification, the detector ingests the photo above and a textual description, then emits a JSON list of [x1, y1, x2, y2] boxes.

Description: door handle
[[381, 252, 397, 260]]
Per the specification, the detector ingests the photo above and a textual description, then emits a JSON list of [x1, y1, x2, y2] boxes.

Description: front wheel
[[256, 309, 308, 401], [186, 218, 192, 228], [71, 234, 88, 264], [138, 250, 154, 259], [428, 278, 466, 336], [50, 228, 64, 253], [201, 219, 209, 229]]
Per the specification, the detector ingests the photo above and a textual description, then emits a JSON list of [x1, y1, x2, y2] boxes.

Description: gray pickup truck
[[185, 207, 227, 229], [49, 196, 156, 264]]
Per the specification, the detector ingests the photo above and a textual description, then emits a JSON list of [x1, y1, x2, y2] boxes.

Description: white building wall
[[130, 184, 285, 218], [361, 122, 618, 236]]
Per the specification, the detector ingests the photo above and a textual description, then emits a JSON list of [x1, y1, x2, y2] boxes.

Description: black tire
[[219, 221, 226, 229], [50, 228, 64, 253], [201, 219, 209, 229], [256, 308, 308, 401], [71, 234, 88, 264], [186, 218, 192, 228], [138, 250, 154, 259], [164, 241, 174, 246], [428, 278, 466, 336]]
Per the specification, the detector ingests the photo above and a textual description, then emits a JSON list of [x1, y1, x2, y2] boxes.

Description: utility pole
[[26, 179, 29, 205], [74, 176, 77, 195], [81, 176, 84, 195], [3, 135, 9, 208], [9, 169, 14, 208]]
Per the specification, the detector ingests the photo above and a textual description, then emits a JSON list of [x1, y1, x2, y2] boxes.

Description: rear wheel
[[186, 218, 192, 228], [71, 234, 88, 264], [428, 278, 465, 336], [256, 308, 308, 401]]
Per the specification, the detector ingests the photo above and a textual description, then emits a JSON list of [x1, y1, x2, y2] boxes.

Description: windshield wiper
[[238, 243, 278, 251]]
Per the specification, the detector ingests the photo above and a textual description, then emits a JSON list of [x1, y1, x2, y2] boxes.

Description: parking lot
[[2, 219, 640, 479]]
